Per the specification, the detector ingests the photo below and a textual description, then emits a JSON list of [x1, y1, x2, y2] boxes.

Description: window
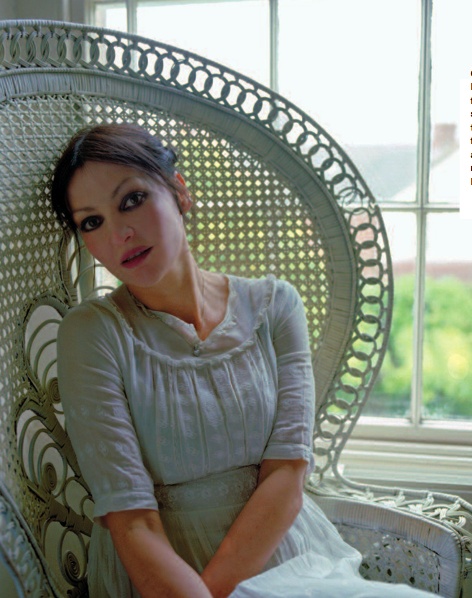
[[87, 0, 472, 452], [92, 0, 270, 85]]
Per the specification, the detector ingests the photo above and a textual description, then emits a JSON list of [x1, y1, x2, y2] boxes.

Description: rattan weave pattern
[[0, 484, 53, 597], [0, 88, 344, 596], [0, 20, 470, 598], [337, 524, 440, 592]]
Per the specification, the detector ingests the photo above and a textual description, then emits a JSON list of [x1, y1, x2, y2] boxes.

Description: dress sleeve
[[57, 302, 158, 526], [261, 280, 316, 473]]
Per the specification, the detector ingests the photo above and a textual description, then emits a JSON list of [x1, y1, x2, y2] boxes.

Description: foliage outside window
[[89, 0, 472, 435]]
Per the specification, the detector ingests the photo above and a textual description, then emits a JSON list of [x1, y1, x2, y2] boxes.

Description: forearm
[[107, 510, 212, 598], [201, 460, 306, 598]]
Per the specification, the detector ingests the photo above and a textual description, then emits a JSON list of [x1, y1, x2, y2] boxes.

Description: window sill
[[340, 436, 472, 503], [351, 416, 472, 445]]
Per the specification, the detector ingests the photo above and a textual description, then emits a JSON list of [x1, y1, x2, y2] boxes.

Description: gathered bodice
[[58, 274, 316, 523]]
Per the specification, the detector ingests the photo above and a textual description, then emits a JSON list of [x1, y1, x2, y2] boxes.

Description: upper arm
[[262, 281, 316, 472], [57, 304, 158, 524]]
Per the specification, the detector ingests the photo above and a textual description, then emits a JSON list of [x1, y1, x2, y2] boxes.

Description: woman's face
[[67, 161, 191, 291]]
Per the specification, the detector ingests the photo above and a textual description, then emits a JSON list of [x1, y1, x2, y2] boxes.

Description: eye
[[80, 215, 103, 233], [122, 191, 146, 210]]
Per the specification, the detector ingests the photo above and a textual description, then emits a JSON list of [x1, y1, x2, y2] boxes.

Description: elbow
[[292, 488, 304, 519], [105, 509, 166, 546], [259, 458, 306, 518], [286, 462, 306, 518], [285, 478, 304, 522], [279, 486, 303, 532], [287, 466, 305, 521]]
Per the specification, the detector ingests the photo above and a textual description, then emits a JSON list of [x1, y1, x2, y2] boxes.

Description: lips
[[121, 246, 152, 268]]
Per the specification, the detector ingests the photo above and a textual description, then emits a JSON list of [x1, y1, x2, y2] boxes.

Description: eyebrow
[[71, 176, 138, 215]]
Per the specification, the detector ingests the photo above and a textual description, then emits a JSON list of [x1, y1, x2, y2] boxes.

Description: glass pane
[[278, 0, 420, 203], [422, 213, 472, 420], [429, 0, 472, 204], [136, 0, 270, 86], [365, 212, 416, 417], [94, 2, 127, 31]]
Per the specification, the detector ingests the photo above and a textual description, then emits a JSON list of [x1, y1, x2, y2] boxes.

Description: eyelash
[[79, 191, 148, 233], [123, 191, 147, 211], [80, 216, 102, 233]]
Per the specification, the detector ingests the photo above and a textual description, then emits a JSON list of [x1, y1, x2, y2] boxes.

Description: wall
[[15, 0, 63, 20], [0, 0, 86, 23], [0, 0, 16, 20]]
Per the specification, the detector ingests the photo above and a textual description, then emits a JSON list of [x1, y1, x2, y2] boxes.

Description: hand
[[106, 509, 213, 597], [201, 568, 237, 598], [201, 459, 307, 598]]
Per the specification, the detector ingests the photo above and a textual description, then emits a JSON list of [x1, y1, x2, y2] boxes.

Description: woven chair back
[[0, 21, 392, 596]]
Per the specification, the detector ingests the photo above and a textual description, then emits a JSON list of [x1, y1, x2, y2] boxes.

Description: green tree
[[369, 274, 472, 419]]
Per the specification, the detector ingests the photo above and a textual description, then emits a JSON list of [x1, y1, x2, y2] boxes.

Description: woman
[[52, 123, 433, 598]]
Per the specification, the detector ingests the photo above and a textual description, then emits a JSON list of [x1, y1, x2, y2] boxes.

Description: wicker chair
[[0, 20, 470, 598]]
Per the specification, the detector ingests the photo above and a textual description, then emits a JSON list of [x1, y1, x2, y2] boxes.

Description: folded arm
[[202, 282, 316, 597], [58, 306, 211, 597], [201, 457, 307, 598], [105, 509, 212, 598]]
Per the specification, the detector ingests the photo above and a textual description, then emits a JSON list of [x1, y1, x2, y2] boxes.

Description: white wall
[[15, 0, 63, 20], [0, 0, 16, 20], [0, 0, 86, 23]]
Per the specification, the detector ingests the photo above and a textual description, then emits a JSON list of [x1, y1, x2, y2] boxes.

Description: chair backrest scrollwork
[[0, 20, 392, 595]]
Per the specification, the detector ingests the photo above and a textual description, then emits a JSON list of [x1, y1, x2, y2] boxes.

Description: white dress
[[57, 275, 434, 597]]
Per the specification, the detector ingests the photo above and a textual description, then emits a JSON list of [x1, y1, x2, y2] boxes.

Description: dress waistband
[[155, 465, 259, 512]]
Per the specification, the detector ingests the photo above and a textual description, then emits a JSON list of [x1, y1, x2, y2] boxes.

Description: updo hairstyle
[[51, 122, 185, 232]]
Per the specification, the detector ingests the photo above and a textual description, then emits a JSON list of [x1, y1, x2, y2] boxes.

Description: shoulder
[[229, 274, 303, 323], [230, 273, 301, 300], [272, 277, 302, 304], [230, 273, 295, 295], [58, 294, 124, 347]]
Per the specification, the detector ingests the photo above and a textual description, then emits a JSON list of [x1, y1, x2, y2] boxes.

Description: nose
[[109, 221, 134, 245]]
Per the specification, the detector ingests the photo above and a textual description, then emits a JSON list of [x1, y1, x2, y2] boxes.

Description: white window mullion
[[269, 0, 279, 92], [61, 0, 72, 21], [412, 0, 433, 426], [412, 212, 426, 426], [126, 0, 138, 34], [84, 0, 95, 24]]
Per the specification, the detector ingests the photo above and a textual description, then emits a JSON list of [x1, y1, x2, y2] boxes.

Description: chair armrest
[[0, 481, 54, 598], [307, 492, 464, 597]]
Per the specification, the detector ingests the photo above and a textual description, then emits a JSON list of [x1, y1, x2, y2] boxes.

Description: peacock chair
[[0, 20, 470, 598]]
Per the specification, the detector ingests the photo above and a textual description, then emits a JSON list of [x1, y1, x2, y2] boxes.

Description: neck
[[126, 260, 206, 329]]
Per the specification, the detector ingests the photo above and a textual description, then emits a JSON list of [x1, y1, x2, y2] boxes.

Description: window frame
[[86, 0, 472, 458]]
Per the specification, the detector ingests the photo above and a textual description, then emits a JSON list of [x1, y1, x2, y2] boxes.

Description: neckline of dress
[[100, 274, 276, 367], [124, 273, 236, 345]]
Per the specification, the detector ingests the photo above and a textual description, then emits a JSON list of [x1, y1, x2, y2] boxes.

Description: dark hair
[[51, 122, 184, 232]]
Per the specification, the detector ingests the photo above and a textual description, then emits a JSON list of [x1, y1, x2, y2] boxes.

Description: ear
[[175, 172, 186, 187], [175, 172, 192, 214]]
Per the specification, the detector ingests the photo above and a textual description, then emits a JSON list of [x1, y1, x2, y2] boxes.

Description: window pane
[[422, 213, 472, 420], [278, 0, 420, 203], [365, 212, 416, 417], [429, 0, 472, 204], [136, 0, 270, 86], [94, 2, 127, 31]]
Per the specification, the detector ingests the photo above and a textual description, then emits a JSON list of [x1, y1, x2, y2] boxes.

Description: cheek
[[81, 235, 108, 262], [145, 204, 183, 241]]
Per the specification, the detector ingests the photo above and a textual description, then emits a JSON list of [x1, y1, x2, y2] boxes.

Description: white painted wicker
[[0, 20, 470, 597]]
